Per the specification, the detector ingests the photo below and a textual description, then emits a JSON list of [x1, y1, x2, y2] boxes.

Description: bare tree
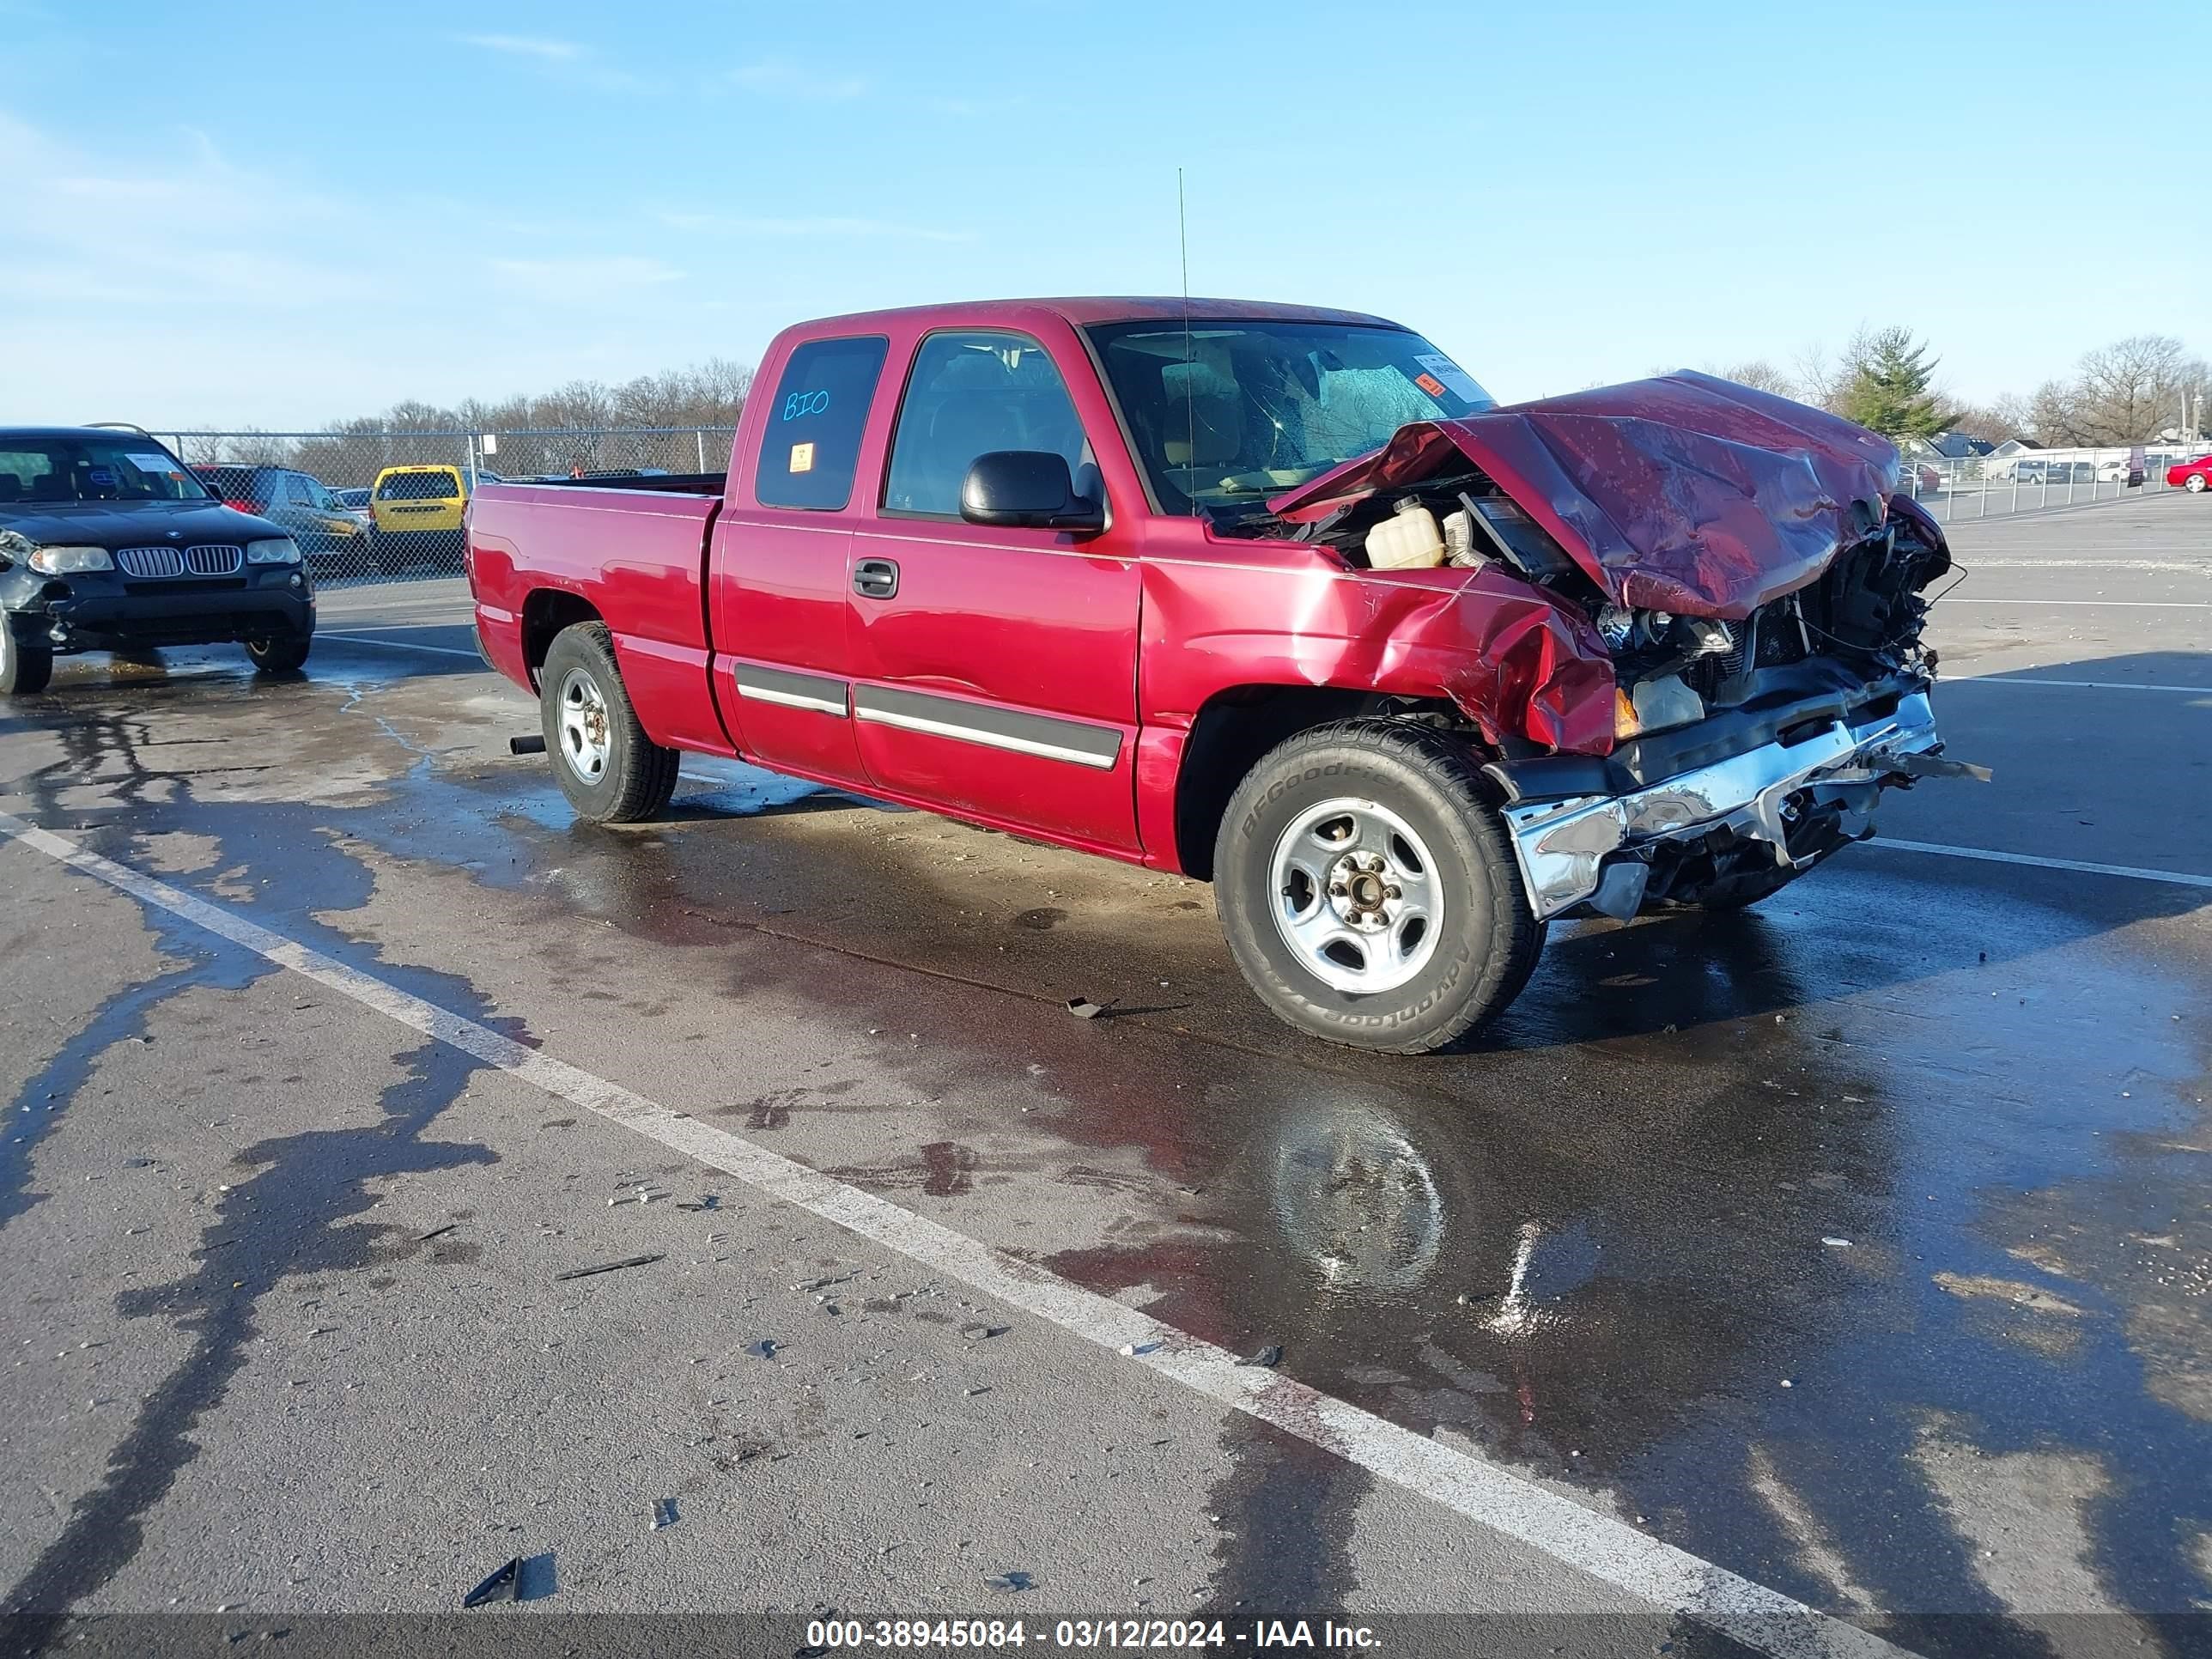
[[1793, 341, 1843, 413], [1794, 326, 1888, 416], [179, 428, 298, 466], [1711, 359, 1800, 398], [1952, 396, 2031, 445], [2025, 337, 2207, 445]]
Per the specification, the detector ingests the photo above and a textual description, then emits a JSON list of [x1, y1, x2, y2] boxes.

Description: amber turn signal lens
[[1613, 688, 1640, 740]]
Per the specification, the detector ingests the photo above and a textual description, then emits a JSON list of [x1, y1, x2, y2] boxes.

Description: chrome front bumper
[[1501, 690, 1947, 920]]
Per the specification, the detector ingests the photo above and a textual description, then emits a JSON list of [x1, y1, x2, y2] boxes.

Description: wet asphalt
[[0, 491, 2207, 1658]]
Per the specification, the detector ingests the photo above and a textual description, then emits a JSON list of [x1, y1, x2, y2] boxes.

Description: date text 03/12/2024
[[804, 1618, 1382, 1650]]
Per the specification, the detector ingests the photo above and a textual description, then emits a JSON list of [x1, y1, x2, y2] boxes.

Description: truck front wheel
[[539, 622, 679, 823], [1213, 720, 1542, 1054]]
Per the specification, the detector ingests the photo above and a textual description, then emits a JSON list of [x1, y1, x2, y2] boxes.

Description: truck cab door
[[707, 333, 890, 787], [846, 327, 1142, 854]]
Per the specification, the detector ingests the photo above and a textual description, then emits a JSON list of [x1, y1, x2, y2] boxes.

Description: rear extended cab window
[[752, 335, 890, 511]]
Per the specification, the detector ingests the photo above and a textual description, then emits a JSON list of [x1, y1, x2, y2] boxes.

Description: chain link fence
[[163, 427, 738, 586], [164, 423, 2204, 588], [1899, 443, 2201, 523]]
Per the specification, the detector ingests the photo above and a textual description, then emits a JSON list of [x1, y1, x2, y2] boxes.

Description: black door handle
[[854, 557, 900, 600]]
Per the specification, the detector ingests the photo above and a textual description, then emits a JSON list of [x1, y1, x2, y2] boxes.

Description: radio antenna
[[1178, 166, 1196, 516]]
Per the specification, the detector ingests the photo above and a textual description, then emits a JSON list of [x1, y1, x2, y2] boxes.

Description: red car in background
[[2167, 454, 2212, 494]]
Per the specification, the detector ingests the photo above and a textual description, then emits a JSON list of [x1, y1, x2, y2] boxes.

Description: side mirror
[[960, 451, 1103, 533]]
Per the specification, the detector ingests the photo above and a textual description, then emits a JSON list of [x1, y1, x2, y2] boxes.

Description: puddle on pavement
[[5, 652, 2210, 1645]]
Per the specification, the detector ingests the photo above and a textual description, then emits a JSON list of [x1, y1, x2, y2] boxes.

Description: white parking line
[[319, 631, 481, 659], [0, 808, 1905, 1659], [1941, 598, 2212, 609], [1942, 676, 2211, 695], [1959, 559, 2212, 569], [1869, 839, 2212, 891]]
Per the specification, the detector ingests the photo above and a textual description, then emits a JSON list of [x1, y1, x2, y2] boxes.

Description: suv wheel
[[0, 626, 53, 696], [1214, 720, 1542, 1054], [246, 635, 312, 675], [538, 622, 680, 824]]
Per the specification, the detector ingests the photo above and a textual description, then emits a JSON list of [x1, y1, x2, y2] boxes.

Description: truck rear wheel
[[539, 622, 679, 824], [1213, 720, 1542, 1054], [0, 628, 52, 696]]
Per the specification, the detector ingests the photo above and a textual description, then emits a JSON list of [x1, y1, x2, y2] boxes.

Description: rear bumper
[[1498, 690, 1948, 920]]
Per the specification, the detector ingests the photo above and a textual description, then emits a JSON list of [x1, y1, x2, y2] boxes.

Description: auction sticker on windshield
[[1412, 354, 1487, 405]]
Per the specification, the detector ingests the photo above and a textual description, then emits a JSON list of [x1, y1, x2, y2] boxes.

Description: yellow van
[[370, 464, 472, 571]]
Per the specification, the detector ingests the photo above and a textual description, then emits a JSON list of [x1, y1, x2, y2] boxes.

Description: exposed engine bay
[[1240, 374, 1980, 920]]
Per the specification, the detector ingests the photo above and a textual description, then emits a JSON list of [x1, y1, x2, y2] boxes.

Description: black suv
[[0, 428, 316, 695]]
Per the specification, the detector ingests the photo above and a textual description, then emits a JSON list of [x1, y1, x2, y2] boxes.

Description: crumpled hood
[[1270, 371, 1903, 618], [0, 498, 280, 552]]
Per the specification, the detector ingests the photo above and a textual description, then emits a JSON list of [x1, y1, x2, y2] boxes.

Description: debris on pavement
[[744, 1339, 781, 1359], [652, 1498, 678, 1531], [553, 1253, 665, 1281], [1065, 997, 1109, 1019], [675, 1195, 720, 1212], [1821, 1237, 1852, 1248], [961, 1322, 1009, 1340], [1236, 1345, 1284, 1369], [462, 1557, 522, 1608], [985, 1571, 1032, 1593], [1119, 1341, 1161, 1357], [416, 1223, 458, 1243]]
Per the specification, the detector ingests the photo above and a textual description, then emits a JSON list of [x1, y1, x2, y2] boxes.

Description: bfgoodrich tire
[[539, 622, 680, 824], [1214, 720, 1542, 1054], [0, 626, 52, 696]]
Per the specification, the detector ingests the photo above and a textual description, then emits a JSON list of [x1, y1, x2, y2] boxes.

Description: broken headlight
[[1594, 605, 1680, 652]]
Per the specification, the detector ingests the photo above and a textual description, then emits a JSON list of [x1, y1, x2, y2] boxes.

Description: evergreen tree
[[1838, 328, 1957, 439]]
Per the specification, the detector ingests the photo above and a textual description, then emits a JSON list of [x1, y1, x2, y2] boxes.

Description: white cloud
[[727, 57, 868, 100], [658, 210, 969, 244], [489, 257, 686, 303], [459, 33, 583, 61], [0, 109, 369, 309], [0, 107, 710, 424], [455, 33, 641, 90]]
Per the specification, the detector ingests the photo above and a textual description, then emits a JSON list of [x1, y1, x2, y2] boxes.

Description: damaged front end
[[1265, 373, 1986, 919]]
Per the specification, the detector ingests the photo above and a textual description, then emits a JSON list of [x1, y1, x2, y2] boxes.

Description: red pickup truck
[[468, 298, 1972, 1053]]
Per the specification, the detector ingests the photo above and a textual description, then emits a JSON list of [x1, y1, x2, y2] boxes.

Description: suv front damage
[[1266, 371, 1986, 920]]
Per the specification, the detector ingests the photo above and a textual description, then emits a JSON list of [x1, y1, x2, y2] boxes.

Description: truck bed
[[466, 479, 730, 754], [503, 472, 726, 496]]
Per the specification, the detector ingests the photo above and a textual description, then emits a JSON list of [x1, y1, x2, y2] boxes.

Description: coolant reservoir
[[1365, 503, 1446, 570]]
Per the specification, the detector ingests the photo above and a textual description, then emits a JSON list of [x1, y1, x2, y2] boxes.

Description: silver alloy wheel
[[1268, 796, 1443, 994], [556, 665, 613, 783], [2188, 474, 2207, 493]]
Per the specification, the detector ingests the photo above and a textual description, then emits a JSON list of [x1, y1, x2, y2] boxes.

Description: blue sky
[[3, 0, 2203, 428]]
